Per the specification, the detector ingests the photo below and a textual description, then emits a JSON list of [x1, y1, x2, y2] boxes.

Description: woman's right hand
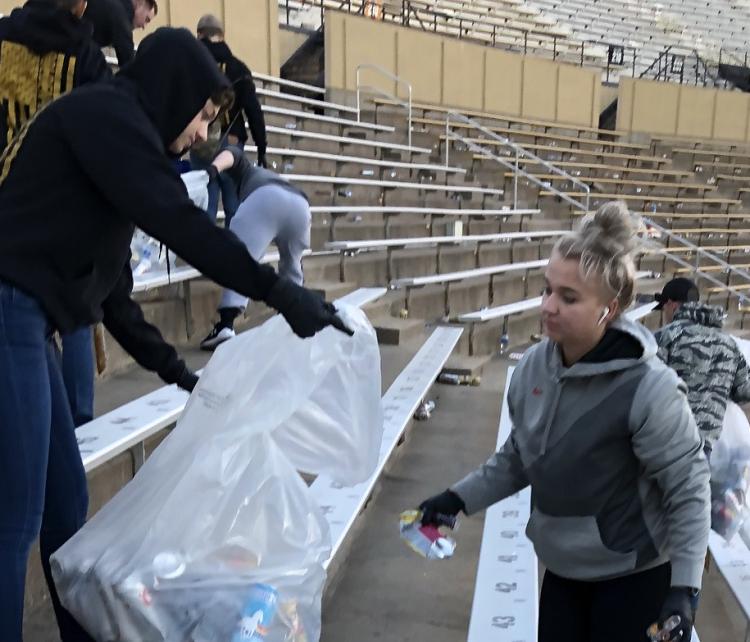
[[418, 489, 465, 526]]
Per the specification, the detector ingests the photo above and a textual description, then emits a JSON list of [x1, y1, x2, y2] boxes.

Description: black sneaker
[[200, 324, 236, 351]]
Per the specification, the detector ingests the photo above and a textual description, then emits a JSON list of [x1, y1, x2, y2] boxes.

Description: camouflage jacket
[[656, 302, 750, 448]]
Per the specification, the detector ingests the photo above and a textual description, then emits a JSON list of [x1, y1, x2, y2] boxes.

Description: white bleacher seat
[[245, 145, 467, 175], [466, 365, 537, 641], [266, 124, 432, 154], [391, 259, 549, 289], [77, 287, 387, 472], [311, 205, 540, 217], [284, 173, 505, 197], [326, 230, 566, 253], [253, 72, 326, 95], [262, 104, 395, 133], [312, 325, 464, 565], [256, 87, 359, 115], [707, 531, 750, 642]]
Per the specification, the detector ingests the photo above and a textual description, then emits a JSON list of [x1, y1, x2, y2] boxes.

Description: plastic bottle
[[231, 583, 278, 642], [646, 614, 681, 641], [414, 400, 436, 420]]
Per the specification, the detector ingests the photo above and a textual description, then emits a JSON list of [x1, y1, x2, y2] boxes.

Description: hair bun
[[579, 201, 641, 258]]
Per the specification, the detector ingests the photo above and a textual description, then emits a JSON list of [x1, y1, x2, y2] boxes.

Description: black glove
[[176, 369, 199, 393], [265, 277, 352, 339], [657, 586, 699, 642], [418, 489, 465, 526], [257, 149, 268, 168], [205, 164, 219, 183]]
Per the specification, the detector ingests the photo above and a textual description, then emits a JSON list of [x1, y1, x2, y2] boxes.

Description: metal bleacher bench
[[466, 355, 701, 642], [326, 230, 567, 254]]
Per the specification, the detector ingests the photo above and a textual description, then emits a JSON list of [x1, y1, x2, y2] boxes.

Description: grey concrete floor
[[24, 336, 746, 642]]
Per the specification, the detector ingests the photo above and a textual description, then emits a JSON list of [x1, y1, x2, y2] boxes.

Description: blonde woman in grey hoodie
[[419, 202, 710, 642]]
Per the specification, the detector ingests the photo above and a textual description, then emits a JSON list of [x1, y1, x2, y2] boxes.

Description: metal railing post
[[445, 116, 450, 168], [553, 36, 557, 61], [513, 147, 519, 209]]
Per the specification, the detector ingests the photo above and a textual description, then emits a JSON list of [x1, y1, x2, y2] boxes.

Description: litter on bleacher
[[50, 305, 383, 642]]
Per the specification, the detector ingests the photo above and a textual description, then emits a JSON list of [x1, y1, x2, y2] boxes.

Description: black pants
[[538, 563, 671, 642]]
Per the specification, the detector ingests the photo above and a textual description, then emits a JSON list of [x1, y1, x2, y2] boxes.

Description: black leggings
[[538, 563, 671, 642]]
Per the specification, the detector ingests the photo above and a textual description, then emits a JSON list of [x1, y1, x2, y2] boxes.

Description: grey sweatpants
[[219, 184, 311, 310]]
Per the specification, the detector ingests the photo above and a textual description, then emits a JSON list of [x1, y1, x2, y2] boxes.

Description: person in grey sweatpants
[[418, 201, 710, 642], [200, 146, 311, 349]]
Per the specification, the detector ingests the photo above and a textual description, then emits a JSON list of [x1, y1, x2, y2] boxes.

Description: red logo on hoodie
[[532, 387, 543, 396]]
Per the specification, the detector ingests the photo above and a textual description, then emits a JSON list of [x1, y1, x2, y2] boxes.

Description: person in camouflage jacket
[[655, 279, 750, 452]]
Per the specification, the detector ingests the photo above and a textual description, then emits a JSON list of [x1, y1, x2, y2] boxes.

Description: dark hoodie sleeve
[[238, 64, 267, 153], [101, 262, 192, 385], [60, 91, 280, 303], [109, 4, 135, 66], [75, 40, 112, 85]]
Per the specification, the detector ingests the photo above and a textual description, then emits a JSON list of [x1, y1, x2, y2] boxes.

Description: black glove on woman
[[418, 489, 466, 526], [657, 586, 699, 642]]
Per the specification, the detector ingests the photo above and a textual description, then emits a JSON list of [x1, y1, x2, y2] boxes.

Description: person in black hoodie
[[84, 0, 157, 66], [0, 27, 348, 641], [0, 0, 112, 429], [0, 0, 109, 154], [193, 14, 268, 223]]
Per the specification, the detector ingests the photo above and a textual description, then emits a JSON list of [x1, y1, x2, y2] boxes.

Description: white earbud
[[598, 306, 610, 325]]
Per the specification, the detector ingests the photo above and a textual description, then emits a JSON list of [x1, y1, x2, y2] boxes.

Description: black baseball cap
[[654, 277, 699, 310]]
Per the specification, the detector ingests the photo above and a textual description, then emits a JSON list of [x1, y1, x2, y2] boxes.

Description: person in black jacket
[[84, 0, 157, 66], [192, 13, 267, 223], [0, 0, 109, 154], [0, 27, 348, 642]]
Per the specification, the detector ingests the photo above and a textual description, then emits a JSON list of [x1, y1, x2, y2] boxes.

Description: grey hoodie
[[452, 316, 711, 589]]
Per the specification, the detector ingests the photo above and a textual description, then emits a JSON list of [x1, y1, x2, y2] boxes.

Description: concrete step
[[309, 280, 358, 301], [371, 315, 425, 345]]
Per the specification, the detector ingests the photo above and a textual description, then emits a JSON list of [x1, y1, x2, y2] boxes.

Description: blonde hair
[[553, 201, 642, 313]]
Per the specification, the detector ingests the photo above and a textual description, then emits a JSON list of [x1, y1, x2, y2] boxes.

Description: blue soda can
[[231, 583, 278, 642]]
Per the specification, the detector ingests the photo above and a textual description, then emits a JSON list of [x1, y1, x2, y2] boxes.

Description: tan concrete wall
[[279, 26, 308, 66], [0, 0, 280, 74], [325, 11, 600, 127], [617, 76, 750, 143]]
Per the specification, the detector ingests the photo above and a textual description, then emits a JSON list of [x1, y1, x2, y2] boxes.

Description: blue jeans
[[0, 281, 93, 641], [61, 327, 94, 427], [189, 146, 240, 225]]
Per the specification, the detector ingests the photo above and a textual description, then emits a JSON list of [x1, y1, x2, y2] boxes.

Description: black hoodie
[[84, 0, 135, 66], [0, 0, 109, 153], [199, 38, 267, 154], [0, 28, 279, 384]]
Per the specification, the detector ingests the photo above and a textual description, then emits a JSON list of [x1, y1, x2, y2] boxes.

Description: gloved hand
[[418, 489, 465, 526], [257, 149, 268, 169], [657, 586, 699, 642], [176, 369, 199, 393], [265, 277, 352, 339]]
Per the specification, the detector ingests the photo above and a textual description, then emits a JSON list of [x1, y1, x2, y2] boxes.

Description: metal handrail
[[643, 217, 750, 307], [356, 63, 413, 149], [444, 111, 589, 211]]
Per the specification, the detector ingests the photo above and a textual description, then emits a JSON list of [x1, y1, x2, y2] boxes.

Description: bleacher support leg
[[183, 281, 194, 339], [131, 442, 146, 473]]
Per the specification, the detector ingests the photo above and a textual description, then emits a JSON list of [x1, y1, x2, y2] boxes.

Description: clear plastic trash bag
[[51, 305, 383, 642], [710, 398, 750, 542]]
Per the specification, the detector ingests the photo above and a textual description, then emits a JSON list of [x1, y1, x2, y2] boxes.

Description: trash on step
[[399, 510, 457, 560], [414, 400, 436, 421], [437, 373, 481, 386]]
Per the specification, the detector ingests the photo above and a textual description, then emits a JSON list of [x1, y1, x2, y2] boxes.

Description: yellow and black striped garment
[[0, 40, 77, 153]]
